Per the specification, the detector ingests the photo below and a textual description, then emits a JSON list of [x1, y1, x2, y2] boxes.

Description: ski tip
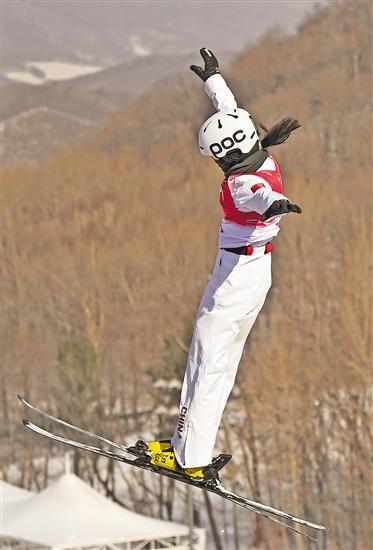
[[22, 419, 30, 428], [17, 394, 24, 402]]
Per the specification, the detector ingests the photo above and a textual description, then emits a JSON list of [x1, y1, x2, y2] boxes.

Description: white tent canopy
[[1, 481, 35, 504], [1, 480, 35, 525], [1, 474, 205, 549]]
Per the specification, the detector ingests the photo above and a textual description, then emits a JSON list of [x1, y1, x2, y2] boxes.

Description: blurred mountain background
[[2, 1, 372, 549], [4, 1, 317, 69], [2, 0, 322, 164]]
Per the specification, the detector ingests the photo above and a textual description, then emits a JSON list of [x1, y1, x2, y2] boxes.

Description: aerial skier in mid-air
[[21, 48, 330, 539], [146, 48, 302, 478]]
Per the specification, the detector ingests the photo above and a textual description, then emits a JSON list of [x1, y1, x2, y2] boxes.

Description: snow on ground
[[5, 61, 102, 85]]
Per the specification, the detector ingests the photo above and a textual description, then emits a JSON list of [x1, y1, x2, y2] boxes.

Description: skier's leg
[[171, 248, 271, 468], [173, 299, 268, 468], [212, 296, 268, 430]]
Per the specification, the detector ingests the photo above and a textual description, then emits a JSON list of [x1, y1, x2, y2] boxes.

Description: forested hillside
[[3, 2, 371, 548]]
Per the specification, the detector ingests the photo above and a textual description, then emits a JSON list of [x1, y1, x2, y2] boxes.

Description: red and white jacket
[[205, 74, 289, 248]]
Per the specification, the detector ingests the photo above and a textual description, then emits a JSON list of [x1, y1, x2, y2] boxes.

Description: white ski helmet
[[198, 108, 260, 159]]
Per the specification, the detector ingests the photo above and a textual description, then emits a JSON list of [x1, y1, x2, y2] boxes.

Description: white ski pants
[[171, 246, 272, 468]]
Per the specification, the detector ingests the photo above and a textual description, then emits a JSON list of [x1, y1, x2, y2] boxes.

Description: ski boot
[[138, 439, 232, 485], [146, 439, 206, 479]]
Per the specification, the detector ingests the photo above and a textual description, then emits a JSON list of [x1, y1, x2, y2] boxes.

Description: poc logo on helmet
[[209, 129, 246, 156]]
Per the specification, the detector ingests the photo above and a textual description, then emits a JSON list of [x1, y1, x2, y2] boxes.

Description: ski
[[19, 396, 327, 532], [22, 416, 327, 542], [17, 394, 134, 456]]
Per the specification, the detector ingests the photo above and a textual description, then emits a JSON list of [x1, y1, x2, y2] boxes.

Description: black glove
[[190, 48, 220, 82], [261, 200, 302, 221]]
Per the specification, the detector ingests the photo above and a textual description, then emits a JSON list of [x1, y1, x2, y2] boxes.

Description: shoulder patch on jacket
[[251, 183, 265, 193]]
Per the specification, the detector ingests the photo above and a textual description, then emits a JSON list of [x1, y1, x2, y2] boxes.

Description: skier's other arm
[[231, 176, 302, 220], [190, 48, 237, 111]]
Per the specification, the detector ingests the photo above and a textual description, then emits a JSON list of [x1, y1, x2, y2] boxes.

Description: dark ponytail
[[260, 117, 301, 149]]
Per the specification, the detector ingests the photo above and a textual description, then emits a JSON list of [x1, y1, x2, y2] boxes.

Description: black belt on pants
[[222, 242, 273, 256]]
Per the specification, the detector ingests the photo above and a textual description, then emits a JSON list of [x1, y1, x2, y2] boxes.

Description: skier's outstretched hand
[[261, 199, 302, 221], [190, 48, 220, 81]]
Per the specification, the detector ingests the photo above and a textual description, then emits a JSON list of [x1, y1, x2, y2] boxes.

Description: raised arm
[[190, 48, 237, 111]]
